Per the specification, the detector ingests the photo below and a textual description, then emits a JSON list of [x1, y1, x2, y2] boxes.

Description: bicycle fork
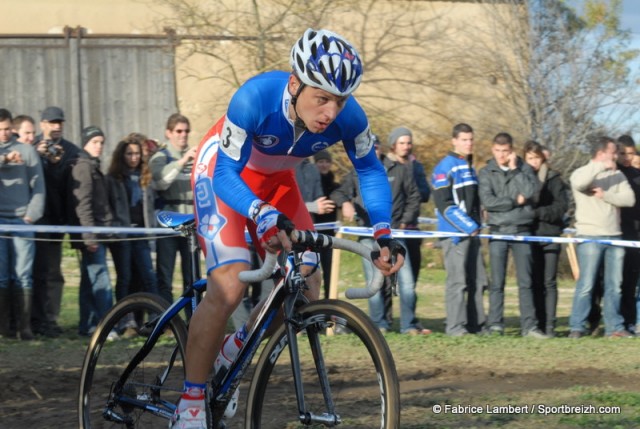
[[284, 297, 342, 427]]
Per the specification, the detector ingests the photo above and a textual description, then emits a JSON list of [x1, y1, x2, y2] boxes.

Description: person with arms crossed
[[568, 136, 635, 338], [172, 29, 406, 428], [432, 123, 486, 336]]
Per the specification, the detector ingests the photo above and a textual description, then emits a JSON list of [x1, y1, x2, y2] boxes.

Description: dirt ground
[[2, 336, 640, 429]]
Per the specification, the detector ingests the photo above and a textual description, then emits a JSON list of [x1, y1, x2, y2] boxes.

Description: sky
[[620, 0, 640, 46]]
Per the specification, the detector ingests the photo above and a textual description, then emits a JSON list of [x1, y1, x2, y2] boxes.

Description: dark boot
[[16, 289, 34, 341], [0, 288, 13, 338]]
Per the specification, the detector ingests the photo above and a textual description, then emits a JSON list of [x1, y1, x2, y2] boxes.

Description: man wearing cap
[[31, 106, 81, 337], [68, 126, 114, 336], [0, 108, 45, 340]]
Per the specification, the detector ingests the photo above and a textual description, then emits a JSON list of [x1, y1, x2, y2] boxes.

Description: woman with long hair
[[523, 141, 569, 337], [107, 133, 159, 308]]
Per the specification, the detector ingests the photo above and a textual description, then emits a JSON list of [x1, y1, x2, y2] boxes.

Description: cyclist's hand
[[255, 204, 294, 253], [372, 238, 406, 276]]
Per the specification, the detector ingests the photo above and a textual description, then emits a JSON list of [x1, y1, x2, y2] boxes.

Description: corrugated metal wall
[[0, 30, 177, 165]]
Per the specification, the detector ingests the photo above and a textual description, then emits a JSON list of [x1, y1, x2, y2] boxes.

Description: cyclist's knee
[[204, 263, 251, 314]]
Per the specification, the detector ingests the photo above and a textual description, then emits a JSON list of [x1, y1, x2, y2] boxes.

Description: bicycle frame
[[98, 220, 386, 427]]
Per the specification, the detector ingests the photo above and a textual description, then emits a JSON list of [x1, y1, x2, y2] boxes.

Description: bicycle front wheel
[[245, 299, 400, 429], [78, 292, 188, 429]]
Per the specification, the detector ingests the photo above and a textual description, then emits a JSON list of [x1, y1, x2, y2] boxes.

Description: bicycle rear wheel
[[78, 292, 188, 429], [245, 299, 400, 429]]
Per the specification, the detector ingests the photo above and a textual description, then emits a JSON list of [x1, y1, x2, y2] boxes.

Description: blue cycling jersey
[[208, 70, 392, 234]]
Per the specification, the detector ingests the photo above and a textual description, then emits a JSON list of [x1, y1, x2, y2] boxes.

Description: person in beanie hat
[[386, 126, 431, 323], [69, 125, 114, 337]]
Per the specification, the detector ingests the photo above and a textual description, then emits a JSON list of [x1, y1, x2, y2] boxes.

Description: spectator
[[386, 127, 430, 284], [12, 115, 36, 145], [523, 140, 569, 337], [107, 134, 159, 306], [332, 137, 429, 335], [568, 136, 635, 338], [31, 106, 81, 338], [0, 108, 45, 340], [632, 152, 640, 169], [616, 135, 640, 332], [478, 132, 546, 338], [432, 123, 486, 336], [68, 126, 114, 337], [149, 114, 196, 305], [295, 156, 334, 218], [313, 150, 340, 298]]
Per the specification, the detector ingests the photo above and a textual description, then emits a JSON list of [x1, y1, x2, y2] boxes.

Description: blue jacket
[[432, 151, 481, 234]]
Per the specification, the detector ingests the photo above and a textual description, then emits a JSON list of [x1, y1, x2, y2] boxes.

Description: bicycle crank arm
[[300, 411, 341, 426]]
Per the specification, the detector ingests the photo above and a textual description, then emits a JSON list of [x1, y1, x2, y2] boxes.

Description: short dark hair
[[0, 108, 13, 123], [493, 132, 513, 146], [617, 134, 635, 149], [166, 113, 190, 131], [590, 136, 614, 158], [523, 140, 545, 160], [12, 115, 35, 129], [452, 123, 473, 138]]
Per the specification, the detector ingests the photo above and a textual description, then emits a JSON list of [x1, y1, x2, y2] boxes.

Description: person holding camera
[[31, 106, 81, 338]]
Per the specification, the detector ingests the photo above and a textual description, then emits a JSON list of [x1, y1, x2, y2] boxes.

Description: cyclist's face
[[289, 76, 348, 133]]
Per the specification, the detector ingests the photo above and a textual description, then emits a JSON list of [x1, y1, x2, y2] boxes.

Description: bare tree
[[461, 0, 640, 174]]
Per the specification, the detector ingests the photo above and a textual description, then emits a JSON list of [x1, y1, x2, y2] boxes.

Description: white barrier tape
[[339, 226, 640, 249], [418, 216, 577, 235]]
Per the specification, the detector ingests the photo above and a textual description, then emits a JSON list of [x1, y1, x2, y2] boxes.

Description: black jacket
[[331, 156, 420, 228], [532, 165, 569, 237], [67, 151, 113, 248], [618, 164, 640, 240], [478, 157, 538, 233]]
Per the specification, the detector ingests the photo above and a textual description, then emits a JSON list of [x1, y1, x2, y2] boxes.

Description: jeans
[[360, 238, 419, 333], [0, 217, 35, 291], [570, 237, 625, 335], [441, 237, 486, 335], [156, 235, 192, 304], [487, 236, 538, 333], [78, 244, 113, 335], [109, 238, 158, 301]]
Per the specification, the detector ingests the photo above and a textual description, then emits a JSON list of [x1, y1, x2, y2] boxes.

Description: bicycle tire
[[78, 292, 189, 429], [245, 299, 400, 429]]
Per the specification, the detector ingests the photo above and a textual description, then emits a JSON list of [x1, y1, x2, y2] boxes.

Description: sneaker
[[524, 328, 549, 339], [487, 325, 504, 336], [403, 327, 432, 335], [106, 329, 119, 342], [568, 330, 583, 339], [170, 405, 208, 429], [609, 330, 634, 338]]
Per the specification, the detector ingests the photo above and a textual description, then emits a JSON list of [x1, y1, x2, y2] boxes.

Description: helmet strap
[[290, 79, 308, 133]]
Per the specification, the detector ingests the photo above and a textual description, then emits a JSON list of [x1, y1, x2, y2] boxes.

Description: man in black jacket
[[31, 106, 81, 337], [478, 132, 547, 338]]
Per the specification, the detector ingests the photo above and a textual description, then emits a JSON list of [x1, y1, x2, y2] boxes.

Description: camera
[[44, 139, 63, 159]]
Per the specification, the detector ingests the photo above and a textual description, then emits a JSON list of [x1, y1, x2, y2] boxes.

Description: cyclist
[[172, 28, 406, 428]]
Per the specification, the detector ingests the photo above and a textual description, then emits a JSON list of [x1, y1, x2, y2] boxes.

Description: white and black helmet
[[290, 28, 363, 97]]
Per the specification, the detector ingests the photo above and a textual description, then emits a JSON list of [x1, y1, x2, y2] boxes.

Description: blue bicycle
[[78, 211, 400, 428]]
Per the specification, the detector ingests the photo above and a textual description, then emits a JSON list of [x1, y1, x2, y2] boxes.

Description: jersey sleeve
[[213, 85, 263, 219], [342, 122, 393, 238]]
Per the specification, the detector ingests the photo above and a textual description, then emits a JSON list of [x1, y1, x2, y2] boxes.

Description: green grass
[[2, 242, 639, 428]]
